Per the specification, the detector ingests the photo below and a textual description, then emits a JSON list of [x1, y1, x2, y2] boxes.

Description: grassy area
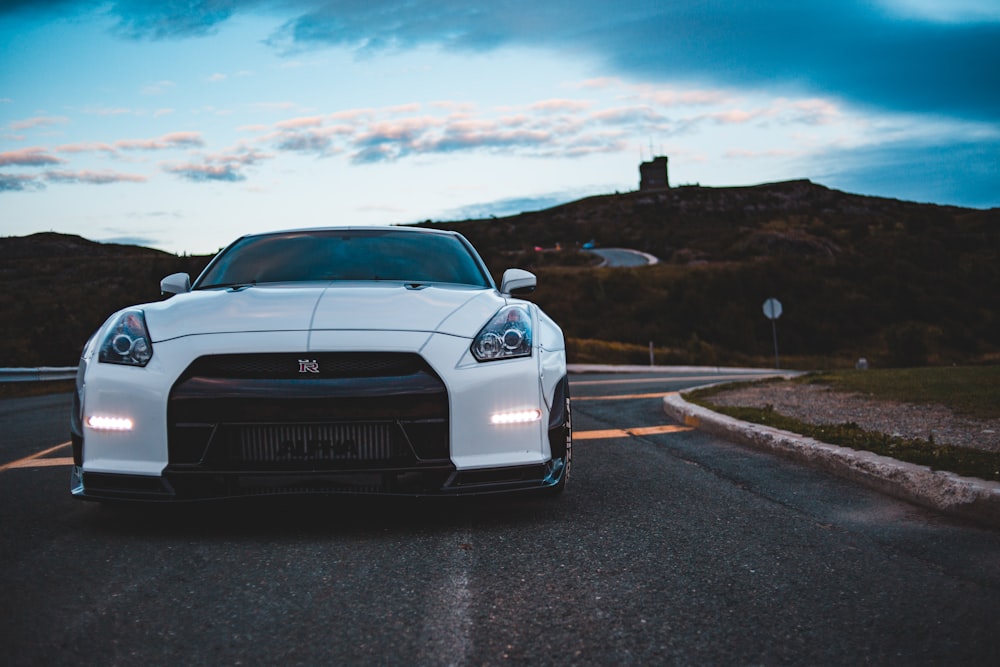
[[805, 366, 1000, 420], [687, 366, 1000, 482]]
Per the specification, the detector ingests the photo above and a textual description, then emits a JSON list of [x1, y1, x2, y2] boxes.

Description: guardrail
[[0, 367, 77, 383]]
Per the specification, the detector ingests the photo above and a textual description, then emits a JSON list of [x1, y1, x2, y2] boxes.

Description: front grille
[[230, 422, 404, 463], [167, 352, 450, 471]]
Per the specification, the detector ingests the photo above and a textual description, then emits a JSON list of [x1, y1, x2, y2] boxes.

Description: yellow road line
[[3, 406, 698, 473], [5, 457, 74, 469], [575, 424, 693, 440], [1, 422, 695, 470], [0, 441, 72, 473], [571, 373, 779, 387], [574, 392, 677, 401]]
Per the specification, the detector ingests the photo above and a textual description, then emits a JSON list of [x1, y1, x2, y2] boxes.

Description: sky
[[1, 0, 998, 255]]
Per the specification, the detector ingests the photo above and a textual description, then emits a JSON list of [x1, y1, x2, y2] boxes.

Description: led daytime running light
[[87, 415, 134, 431], [491, 409, 542, 425]]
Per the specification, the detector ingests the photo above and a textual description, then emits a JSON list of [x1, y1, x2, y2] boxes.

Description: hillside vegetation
[[2, 180, 998, 368], [419, 180, 1000, 368], [0, 234, 211, 366]]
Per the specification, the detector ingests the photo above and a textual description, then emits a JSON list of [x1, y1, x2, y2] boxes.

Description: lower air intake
[[231, 423, 401, 463]]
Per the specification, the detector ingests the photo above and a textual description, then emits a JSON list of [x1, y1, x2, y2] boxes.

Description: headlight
[[471, 305, 532, 362], [98, 309, 153, 367]]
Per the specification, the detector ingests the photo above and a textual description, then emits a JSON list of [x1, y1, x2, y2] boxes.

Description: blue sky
[[2, 0, 998, 254]]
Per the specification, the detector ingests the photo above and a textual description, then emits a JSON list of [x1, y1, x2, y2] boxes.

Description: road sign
[[763, 298, 783, 320], [762, 298, 782, 369]]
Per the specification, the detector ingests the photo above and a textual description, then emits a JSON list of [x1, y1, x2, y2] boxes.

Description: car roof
[[239, 225, 458, 240]]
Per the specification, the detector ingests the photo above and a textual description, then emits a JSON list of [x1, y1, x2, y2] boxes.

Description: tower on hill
[[639, 156, 669, 190]]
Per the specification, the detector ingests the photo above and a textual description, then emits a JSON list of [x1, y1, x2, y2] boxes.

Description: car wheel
[[542, 392, 572, 496]]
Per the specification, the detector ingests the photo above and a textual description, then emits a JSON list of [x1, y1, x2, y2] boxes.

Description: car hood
[[142, 283, 507, 343]]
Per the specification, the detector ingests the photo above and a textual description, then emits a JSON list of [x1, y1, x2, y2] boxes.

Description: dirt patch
[[708, 382, 1000, 453]]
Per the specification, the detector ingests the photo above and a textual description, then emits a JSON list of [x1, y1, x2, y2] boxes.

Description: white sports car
[[70, 226, 571, 501]]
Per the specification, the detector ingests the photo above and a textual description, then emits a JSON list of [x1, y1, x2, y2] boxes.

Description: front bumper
[[73, 330, 568, 501], [70, 459, 567, 501]]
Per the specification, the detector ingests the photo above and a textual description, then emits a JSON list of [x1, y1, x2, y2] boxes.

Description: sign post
[[762, 298, 782, 369]]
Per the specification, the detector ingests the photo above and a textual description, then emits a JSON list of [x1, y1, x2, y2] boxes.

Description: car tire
[[542, 390, 572, 496]]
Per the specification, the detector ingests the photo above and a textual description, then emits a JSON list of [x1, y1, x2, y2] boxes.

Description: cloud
[[9, 115, 70, 131], [879, 0, 1000, 23], [275, 115, 325, 129], [590, 107, 666, 126], [779, 98, 841, 126], [165, 162, 246, 182], [725, 148, 801, 160], [163, 145, 272, 182], [274, 132, 336, 154], [0, 173, 42, 192], [634, 87, 732, 108], [587, 2, 1000, 124], [221, 146, 271, 166], [107, 0, 241, 40], [416, 127, 553, 157], [9, 2, 996, 123], [271, 2, 1000, 124], [259, 99, 677, 164], [0, 1, 79, 15], [43, 169, 147, 185], [0, 147, 66, 167], [352, 116, 444, 160], [56, 142, 119, 155], [267, 121, 353, 155], [529, 99, 592, 113], [562, 133, 629, 158], [809, 136, 1000, 209], [116, 131, 205, 150]]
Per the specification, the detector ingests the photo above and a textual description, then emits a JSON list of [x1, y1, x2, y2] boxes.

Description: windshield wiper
[[196, 280, 257, 291]]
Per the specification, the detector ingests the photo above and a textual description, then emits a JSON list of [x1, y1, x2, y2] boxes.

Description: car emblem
[[298, 359, 320, 374]]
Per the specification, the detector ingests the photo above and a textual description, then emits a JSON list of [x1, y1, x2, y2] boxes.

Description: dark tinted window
[[196, 229, 491, 289]]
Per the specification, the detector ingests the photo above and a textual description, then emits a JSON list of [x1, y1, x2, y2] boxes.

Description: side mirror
[[160, 272, 191, 296], [500, 268, 536, 296]]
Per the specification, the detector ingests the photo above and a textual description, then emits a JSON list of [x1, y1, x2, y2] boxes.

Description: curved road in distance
[[3, 371, 1000, 665], [588, 247, 658, 267]]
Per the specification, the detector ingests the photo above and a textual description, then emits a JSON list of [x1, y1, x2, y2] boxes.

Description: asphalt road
[[3, 371, 1000, 665], [587, 248, 656, 267]]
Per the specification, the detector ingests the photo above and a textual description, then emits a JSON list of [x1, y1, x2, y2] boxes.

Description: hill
[[0, 233, 212, 367], [417, 180, 1000, 368], [2, 180, 998, 368]]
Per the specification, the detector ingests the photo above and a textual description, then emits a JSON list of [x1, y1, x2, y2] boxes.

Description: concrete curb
[[663, 391, 1000, 528]]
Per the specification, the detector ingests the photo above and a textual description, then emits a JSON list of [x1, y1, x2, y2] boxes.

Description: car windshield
[[195, 229, 492, 289]]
